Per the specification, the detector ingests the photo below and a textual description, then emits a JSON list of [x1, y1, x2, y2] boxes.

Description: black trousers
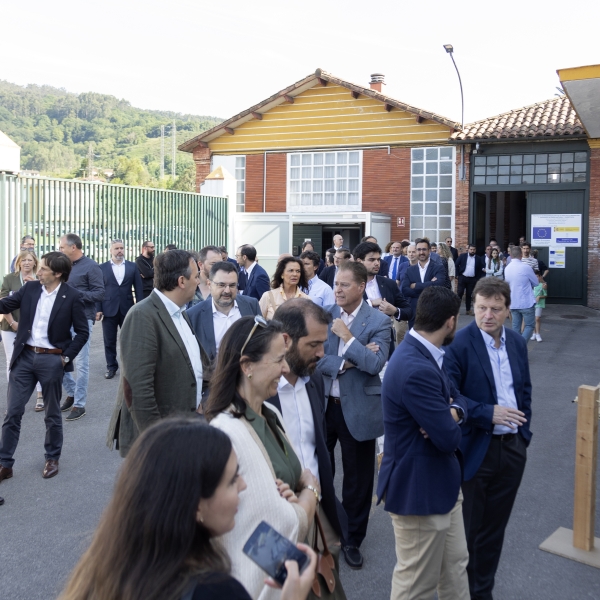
[[326, 399, 376, 548], [102, 312, 126, 371], [462, 434, 527, 600], [457, 275, 478, 311], [0, 350, 64, 468]]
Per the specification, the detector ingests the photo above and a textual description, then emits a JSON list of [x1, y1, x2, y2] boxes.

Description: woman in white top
[[437, 243, 456, 290], [259, 257, 309, 320], [485, 247, 504, 278]]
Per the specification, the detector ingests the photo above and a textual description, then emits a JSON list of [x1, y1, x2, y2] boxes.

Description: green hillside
[[0, 80, 222, 190]]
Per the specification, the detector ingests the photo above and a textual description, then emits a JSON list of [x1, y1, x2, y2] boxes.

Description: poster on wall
[[531, 214, 581, 247], [549, 246, 566, 269]]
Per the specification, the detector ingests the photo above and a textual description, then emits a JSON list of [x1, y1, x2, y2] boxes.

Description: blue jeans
[[511, 306, 535, 341], [63, 319, 94, 408]]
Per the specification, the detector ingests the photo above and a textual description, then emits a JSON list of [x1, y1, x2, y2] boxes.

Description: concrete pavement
[[1, 305, 599, 599]]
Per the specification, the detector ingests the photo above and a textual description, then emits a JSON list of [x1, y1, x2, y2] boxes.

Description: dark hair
[[59, 418, 232, 600], [204, 317, 284, 421], [338, 262, 367, 285], [521, 241, 531, 249], [301, 240, 314, 251], [63, 233, 83, 250], [300, 250, 320, 268], [414, 287, 461, 333], [209, 261, 238, 279], [275, 298, 332, 343], [415, 238, 431, 249], [142, 240, 154, 248], [271, 256, 308, 290], [467, 243, 476, 250], [352, 241, 382, 260], [473, 277, 511, 308], [489, 238, 498, 244], [430, 242, 438, 248], [217, 246, 228, 254], [154, 250, 193, 291], [42, 252, 72, 283], [336, 248, 352, 260], [240, 244, 257, 262], [164, 244, 178, 251], [531, 249, 539, 258], [199, 245, 222, 263], [361, 235, 377, 243], [400, 240, 410, 249]]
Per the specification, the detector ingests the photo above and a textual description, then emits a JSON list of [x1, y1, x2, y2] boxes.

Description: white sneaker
[[531, 334, 537, 341], [536, 333, 542, 342]]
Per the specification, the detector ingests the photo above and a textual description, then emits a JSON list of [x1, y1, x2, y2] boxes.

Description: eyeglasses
[[212, 282, 236, 290], [240, 315, 268, 355]]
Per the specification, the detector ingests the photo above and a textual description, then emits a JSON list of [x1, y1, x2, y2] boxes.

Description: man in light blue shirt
[[301, 251, 335, 307], [503, 246, 538, 341]]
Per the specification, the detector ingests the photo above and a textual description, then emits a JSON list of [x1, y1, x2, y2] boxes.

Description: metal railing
[[0, 174, 228, 271]]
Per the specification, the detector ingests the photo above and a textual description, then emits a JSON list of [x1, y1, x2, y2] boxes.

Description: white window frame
[[286, 150, 363, 213], [211, 155, 246, 212]]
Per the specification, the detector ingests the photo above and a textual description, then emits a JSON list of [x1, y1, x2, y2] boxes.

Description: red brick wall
[[454, 145, 471, 250], [244, 154, 264, 212], [265, 153, 286, 212], [362, 148, 411, 239], [588, 146, 600, 309], [193, 146, 212, 192]]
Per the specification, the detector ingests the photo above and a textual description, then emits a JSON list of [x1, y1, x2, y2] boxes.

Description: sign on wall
[[397, 217, 405, 227], [531, 214, 581, 247], [549, 246, 566, 268]]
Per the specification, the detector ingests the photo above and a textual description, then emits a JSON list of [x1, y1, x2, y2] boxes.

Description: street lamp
[[444, 43, 465, 180]]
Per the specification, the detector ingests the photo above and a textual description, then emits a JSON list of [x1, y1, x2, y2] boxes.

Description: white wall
[[0, 131, 20, 173]]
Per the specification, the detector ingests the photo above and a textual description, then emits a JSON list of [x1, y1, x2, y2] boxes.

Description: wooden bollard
[[573, 385, 599, 551]]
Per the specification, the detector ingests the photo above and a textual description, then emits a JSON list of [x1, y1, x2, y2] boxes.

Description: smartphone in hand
[[243, 521, 309, 586]]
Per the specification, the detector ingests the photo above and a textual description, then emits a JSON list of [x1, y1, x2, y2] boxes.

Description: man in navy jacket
[[0, 252, 89, 484], [377, 286, 469, 600], [236, 244, 270, 301], [455, 244, 485, 315], [445, 278, 531, 600], [96, 240, 144, 379]]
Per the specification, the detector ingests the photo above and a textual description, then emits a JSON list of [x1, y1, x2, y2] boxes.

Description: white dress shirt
[[365, 277, 382, 305], [330, 301, 361, 397], [27, 283, 61, 349], [277, 375, 320, 482], [212, 298, 242, 351], [479, 328, 519, 435], [463, 255, 476, 277], [154, 289, 203, 407], [111, 259, 125, 285], [418, 260, 431, 283]]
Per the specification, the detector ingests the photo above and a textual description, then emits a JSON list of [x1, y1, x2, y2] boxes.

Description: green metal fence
[[0, 174, 228, 272]]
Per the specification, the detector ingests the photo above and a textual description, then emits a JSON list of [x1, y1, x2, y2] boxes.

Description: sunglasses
[[240, 315, 268, 355]]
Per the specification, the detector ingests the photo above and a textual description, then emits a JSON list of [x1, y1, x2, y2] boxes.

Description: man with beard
[[195, 246, 223, 302], [266, 298, 348, 551], [135, 241, 156, 299], [187, 261, 260, 367], [455, 243, 485, 315], [377, 286, 470, 600]]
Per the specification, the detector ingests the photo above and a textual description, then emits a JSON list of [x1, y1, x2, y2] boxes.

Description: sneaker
[[536, 334, 542, 342], [65, 406, 86, 421], [531, 334, 537, 341], [60, 396, 74, 412]]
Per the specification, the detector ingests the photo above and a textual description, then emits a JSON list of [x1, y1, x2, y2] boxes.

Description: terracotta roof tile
[[452, 96, 585, 141]]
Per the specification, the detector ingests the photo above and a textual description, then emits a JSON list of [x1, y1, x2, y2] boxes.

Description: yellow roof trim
[[557, 64, 600, 82], [588, 139, 600, 148]]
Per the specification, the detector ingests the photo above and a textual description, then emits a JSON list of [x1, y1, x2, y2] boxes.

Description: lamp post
[[443, 44, 466, 180]]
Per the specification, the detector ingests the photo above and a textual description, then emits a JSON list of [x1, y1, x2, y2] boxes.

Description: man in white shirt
[[300, 251, 335, 307]]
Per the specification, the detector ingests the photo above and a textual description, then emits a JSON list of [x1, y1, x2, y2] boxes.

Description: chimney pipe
[[370, 73, 385, 93]]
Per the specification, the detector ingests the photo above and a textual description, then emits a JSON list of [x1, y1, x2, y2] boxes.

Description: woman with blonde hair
[[259, 257, 309, 320], [437, 242, 455, 291], [1, 250, 44, 410]]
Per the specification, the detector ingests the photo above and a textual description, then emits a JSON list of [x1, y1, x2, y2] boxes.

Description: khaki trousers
[[390, 493, 470, 600], [394, 319, 408, 344]]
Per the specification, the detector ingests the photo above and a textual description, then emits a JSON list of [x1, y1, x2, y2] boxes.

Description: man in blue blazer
[[455, 244, 486, 315], [96, 240, 144, 379], [236, 244, 270, 301], [317, 262, 392, 569], [187, 261, 260, 366], [218, 245, 239, 269], [0, 252, 89, 483], [265, 299, 348, 548], [444, 278, 531, 600], [401, 238, 446, 329], [377, 286, 469, 600], [382, 241, 408, 281]]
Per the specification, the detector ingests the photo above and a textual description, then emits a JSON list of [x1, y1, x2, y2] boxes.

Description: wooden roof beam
[[385, 103, 393, 112], [415, 115, 424, 123], [318, 77, 328, 86], [283, 94, 294, 104], [251, 112, 263, 120], [351, 91, 360, 99], [224, 127, 234, 135]]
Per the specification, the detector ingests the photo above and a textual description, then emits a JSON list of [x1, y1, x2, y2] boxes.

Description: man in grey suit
[[187, 261, 260, 365], [317, 262, 392, 569], [107, 250, 207, 457]]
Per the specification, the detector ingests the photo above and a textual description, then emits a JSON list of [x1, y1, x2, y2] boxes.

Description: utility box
[[0, 130, 20, 174]]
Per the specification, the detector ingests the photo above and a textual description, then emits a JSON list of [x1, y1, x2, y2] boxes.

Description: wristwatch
[[304, 485, 320, 503], [63, 356, 70, 364]]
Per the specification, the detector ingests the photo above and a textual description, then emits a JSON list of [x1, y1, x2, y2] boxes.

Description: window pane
[[548, 153, 561, 163], [439, 189, 452, 201], [486, 165, 498, 175], [474, 167, 486, 176], [499, 165, 510, 175], [510, 175, 521, 184], [411, 217, 423, 228], [424, 230, 437, 240], [498, 176, 509, 184], [535, 154, 548, 164], [290, 181, 300, 193], [425, 203, 437, 215], [313, 166, 323, 178], [302, 154, 312, 165], [440, 147, 453, 159], [424, 217, 437, 228], [486, 176, 498, 185], [439, 202, 452, 215], [237, 181, 245, 192], [548, 173, 560, 183], [411, 203, 423, 215], [522, 174, 534, 184], [301, 194, 311, 205], [499, 156, 510, 165], [425, 176, 438, 188], [302, 167, 311, 178], [426, 162, 438, 174], [439, 217, 451, 228], [574, 172, 586, 183], [487, 156, 498, 166], [535, 164, 547, 174], [511, 155, 523, 165], [439, 176, 452, 188], [561, 163, 573, 173], [349, 152, 359, 164], [561, 172, 573, 183], [348, 179, 359, 191], [523, 165, 534, 175], [548, 164, 560, 174], [290, 194, 299, 205], [439, 230, 451, 241], [336, 179, 347, 191], [474, 156, 486, 166], [302, 180, 311, 192], [535, 174, 547, 184], [291, 155, 300, 167], [325, 193, 335, 205], [336, 193, 346, 205], [313, 154, 323, 165], [426, 189, 437, 201], [440, 161, 452, 174], [412, 148, 424, 161], [291, 168, 300, 179], [337, 166, 347, 178], [349, 165, 359, 177], [325, 166, 335, 178], [313, 180, 323, 192], [411, 230, 424, 240], [325, 153, 335, 165], [574, 162, 587, 172], [412, 189, 423, 201], [236, 156, 246, 167], [474, 176, 485, 185], [412, 162, 424, 174], [574, 152, 587, 162], [313, 193, 323, 205], [325, 179, 335, 191], [426, 148, 438, 160], [348, 193, 359, 205], [337, 152, 347, 164], [412, 176, 424, 188], [523, 154, 535, 164], [562, 152, 574, 162], [510, 165, 522, 175]]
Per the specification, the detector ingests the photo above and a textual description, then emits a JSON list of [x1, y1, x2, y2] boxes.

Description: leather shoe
[[42, 459, 59, 479], [341, 545, 363, 569], [0, 466, 13, 483], [0, 496, 4, 505], [105, 370, 117, 379]]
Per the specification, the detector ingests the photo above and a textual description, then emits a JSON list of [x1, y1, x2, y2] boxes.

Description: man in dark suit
[[218, 246, 239, 269], [383, 241, 408, 281], [187, 261, 260, 365], [319, 248, 352, 289], [317, 262, 392, 569], [135, 241, 155, 299], [96, 239, 144, 379], [455, 243, 485, 315], [377, 286, 469, 600], [107, 250, 208, 457], [445, 278, 532, 600], [0, 252, 89, 483], [362, 236, 389, 277], [235, 244, 270, 301], [445, 236, 459, 262], [401, 238, 446, 329], [266, 299, 348, 549]]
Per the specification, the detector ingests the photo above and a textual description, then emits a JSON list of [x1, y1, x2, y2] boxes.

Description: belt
[[25, 344, 62, 355], [328, 396, 341, 405], [492, 433, 517, 442]]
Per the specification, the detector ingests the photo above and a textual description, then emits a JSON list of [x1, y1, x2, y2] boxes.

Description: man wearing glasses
[[445, 237, 459, 263], [187, 261, 260, 365], [135, 241, 156, 299]]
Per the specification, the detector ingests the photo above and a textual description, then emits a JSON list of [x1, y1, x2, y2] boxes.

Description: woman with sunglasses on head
[[485, 247, 504, 278], [60, 417, 317, 600], [204, 316, 320, 600], [259, 257, 309, 320]]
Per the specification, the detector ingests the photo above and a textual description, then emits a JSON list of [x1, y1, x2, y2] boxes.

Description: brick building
[[180, 69, 460, 268]]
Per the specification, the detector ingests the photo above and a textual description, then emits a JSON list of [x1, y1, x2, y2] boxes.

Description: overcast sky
[[1, 0, 599, 125]]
